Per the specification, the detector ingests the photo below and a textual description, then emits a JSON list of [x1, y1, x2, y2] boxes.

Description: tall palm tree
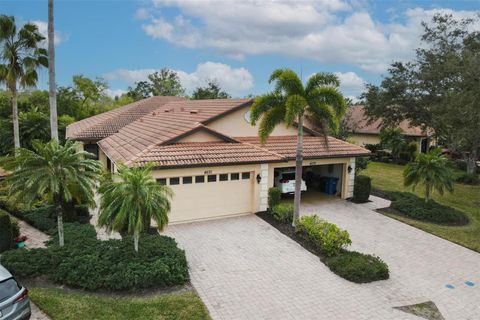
[[98, 165, 173, 252], [0, 140, 102, 246], [0, 15, 48, 151], [48, 0, 58, 141], [404, 148, 454, 203], [250, 69, 346, 224]]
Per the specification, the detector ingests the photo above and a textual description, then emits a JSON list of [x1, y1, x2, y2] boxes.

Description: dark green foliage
[[325, 251, 389, 283], [1, 224, 189, 291], [272, 203, 293, 223], [23, 206, 57, 233], [355, 157, 369, 175], [127, 69, 185, 100], [353, 175, 371, 203], [0, 209, 14, 252], [192, 81, 231, 100], [47, 223, 97, 246], [456, 173, 479, 185], [268, 187, 281, 210], [387, 192, 468, 225]]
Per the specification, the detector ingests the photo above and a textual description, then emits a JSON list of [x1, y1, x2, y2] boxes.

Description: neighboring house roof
[[237, 136, 370, 159], [66, 96, 185, 141], [347, 106, 432, 137], [68, 97, 370, 169]]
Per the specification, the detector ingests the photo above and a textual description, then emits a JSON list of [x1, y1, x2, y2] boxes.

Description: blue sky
[[3, 0, 479, 99]]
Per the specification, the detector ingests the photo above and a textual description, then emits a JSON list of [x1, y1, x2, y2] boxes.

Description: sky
[[2, 0, 479, 100]]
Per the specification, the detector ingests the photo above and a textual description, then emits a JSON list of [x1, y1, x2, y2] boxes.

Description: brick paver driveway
[[165, 197, 480, 320]]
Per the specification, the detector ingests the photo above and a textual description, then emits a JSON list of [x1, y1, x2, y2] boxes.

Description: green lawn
[[363, 162, 480, 252], [30, 288, 211, 320]]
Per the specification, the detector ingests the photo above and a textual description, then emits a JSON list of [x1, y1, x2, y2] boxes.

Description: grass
[[30, 288, 211, 320], [363, 162, 480, 252]]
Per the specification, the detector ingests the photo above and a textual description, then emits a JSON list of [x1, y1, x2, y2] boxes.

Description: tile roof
[[347, 106, 432, 137], [66, 96, 185, 140], [134, 142, 284, 168], [237, 136, 370, 159], [97, 99, 252, 164]]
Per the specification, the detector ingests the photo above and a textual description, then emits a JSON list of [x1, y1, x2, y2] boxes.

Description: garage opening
[[273, 163, 345, 202]]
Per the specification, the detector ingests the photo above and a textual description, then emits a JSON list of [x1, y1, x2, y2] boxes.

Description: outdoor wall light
[[348, 165, 353, 173], [256, 174, 262, 184]]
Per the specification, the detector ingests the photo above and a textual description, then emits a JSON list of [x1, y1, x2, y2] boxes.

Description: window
[[230, 173, 239, 180], [183, 176, 192, 184], [0, 278, 21, 303], [208, 174, 217, 182], [157, 178, 167, 185], [242, 172, 251, 180], [84, 144, 99, 160], [195, 175, 205, 183], [169, 177, 180, 185], [219, 174, 228, 181]]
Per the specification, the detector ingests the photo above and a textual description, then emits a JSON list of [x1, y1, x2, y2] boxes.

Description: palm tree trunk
[[292, 114, 304, 226], [134, 231, 139, 252], [12, 86, 20, 151], [54, 192, 65, 246], [425, 184, 430, 203], [48, 0, 59, 141]]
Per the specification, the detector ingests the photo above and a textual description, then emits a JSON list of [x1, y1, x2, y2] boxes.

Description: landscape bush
[[353, 175, 371, 203], [325, 251, 389, 283], [0, 223, 189, 291], [295, 215, 351, 256], [456, 173, 479, 185], [0, 209, 14, 252], [272, 203, 293, 223], [268, 187, 281, 210], [387, 192, 468, 225]]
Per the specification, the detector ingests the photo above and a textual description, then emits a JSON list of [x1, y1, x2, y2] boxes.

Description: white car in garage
[[274, 170, 307, 194]]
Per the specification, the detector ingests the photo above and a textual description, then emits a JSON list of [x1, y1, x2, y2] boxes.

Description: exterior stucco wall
[[177, 130, 224, 143], [349, 133, 381, 147], [208, 105, 298, 137]]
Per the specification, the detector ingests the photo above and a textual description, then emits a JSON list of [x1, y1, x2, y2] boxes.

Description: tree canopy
[[192, 81, 231, 100], [127, 69, 185, 100], [363, 14, 480, 173]]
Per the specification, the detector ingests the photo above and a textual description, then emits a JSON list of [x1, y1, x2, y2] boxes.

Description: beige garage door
[[163, 172, 254, 223]]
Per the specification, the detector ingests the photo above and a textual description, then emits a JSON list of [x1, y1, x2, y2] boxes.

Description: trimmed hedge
[[0, 209, 14, 252], [353, 175, 371, 203], [268, 187, 281, 210], [325, 251, 389, 283], [387, 192, 468, 225], [1, 224, 189, 291], [295, 215, 351, 257], [456, 173, 479, 185], [272, 203, 293, 223]]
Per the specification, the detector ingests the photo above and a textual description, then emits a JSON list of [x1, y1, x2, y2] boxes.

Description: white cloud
[[106, 88, 127, 98], [104, 61, 254, 97], [139, 2, 479, 72], [334, 71, 365, 99], [32, 21, 67, 45]]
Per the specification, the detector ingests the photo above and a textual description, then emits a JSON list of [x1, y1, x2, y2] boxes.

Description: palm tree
[[98, 165, 173, 252], [250, 69, 346, 223], [0, 140, 102, 246], [404, 148, 454, 203], [0, 15, 48, 151], [48, 0, 59, 141]]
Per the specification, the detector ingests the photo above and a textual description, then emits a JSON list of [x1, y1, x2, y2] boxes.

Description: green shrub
[[325, 251, 389, 283], [1, 224, 189, 291], [387, 192, 468, 225], [10, 216, 20, 239], [353, 175, 371, 203], [272, 203, 293, 223], [355, 157, 369, 175], [295, 215, 351, 256], [268, 187, 281, 210], [0, 209, 14, 252], [23, 206, 57, 233], [47, 223, 97, 246], [456, 173, 479, 185]]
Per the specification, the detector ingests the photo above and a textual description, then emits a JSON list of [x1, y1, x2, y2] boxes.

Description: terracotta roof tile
[[66, 96, 185, 140], [347, 106, 432, 137], [134, 142, 284, 168], [236, 136, 370, 159]]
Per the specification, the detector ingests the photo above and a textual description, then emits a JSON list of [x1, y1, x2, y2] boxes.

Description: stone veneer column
[[347, 158, 356, 198], [259, 164, 269, 211]]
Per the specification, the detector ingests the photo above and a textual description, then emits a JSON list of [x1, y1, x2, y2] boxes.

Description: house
[[346, 105, 433, 153], [67, 97, 369, 224]]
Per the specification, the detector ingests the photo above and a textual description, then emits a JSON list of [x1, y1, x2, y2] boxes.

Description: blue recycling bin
[[323, 177, 338, 195]]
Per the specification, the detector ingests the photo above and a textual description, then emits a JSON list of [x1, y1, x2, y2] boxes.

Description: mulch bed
[[256, 211, 327, 263]]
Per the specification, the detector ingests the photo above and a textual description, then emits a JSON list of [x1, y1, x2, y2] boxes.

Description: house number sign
[[204, 170, 212, 174]]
